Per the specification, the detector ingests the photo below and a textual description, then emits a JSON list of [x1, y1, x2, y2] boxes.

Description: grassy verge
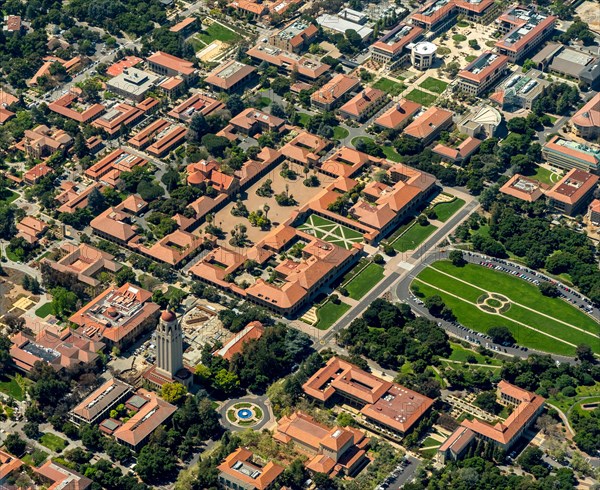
[[198, 22, 241, 44], [433, 198, 465, 222], [333, 126, 349, 139], [392, 223, 437, 252], [23, 449, 49, 467], [345, 263, 385, 300], [0, 375, 24, 400], [315, 300, 351, 330], [372, 77, 405, 95]]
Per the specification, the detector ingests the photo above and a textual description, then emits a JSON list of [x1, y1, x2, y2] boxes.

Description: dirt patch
[[0, 268, 39, 317], [576, 2, 600, 33]]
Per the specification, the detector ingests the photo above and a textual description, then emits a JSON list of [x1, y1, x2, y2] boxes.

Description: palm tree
[[263, 204, 270, 219]]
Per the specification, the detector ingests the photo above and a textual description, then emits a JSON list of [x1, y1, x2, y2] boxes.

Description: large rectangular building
[[457, 52, 508, 96], [311, 74, 360, 111], [495, 8, 556, 63], [571, 92, 600, 141], [71, 378, 133, 426], [303, 357, 434, 438], [270, 20, 318, 53], [370, 23, 423, 66], [106, 68, 159, 102], [545, 168, 599, 216], [411, 0, 496, 32], [246, 44, 330, 81], [204, 60, 256, 93], [542, 135, 600, 173]]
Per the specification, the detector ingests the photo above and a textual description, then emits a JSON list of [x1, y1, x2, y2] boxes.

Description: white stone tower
[[155, 310, 184, 378]]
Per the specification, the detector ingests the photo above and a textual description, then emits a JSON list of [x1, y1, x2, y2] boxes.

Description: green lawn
[[419, 77, 448, 94], [23, 449, 49, 467], [421, 436, 441, 448], [351, 136, 375, 147], [333, 126, 349, 139], [526, 165, 561, 185], [297, 112, 311, 127], [256, 97, 271, 108], [315, 299, 351, 330], [433, 198, 465, 222], [345, 263, 385, 300], [457, 20, 470, 27], [0, 376, 24, 400], [297, 214, 363, 250], [465, 55, 477, 62], [35, 302, 53, 318], [198, 22, 241, 45], [412, 261, 600, 356], [404, 89, 437, 106], [39, 433, 68, 452], [381, 145, 403, 162], [447, 342, 501, 365], [452, 34, 467, 42], [372, 77, 405, 95], [392, 223, 437, 252], [0, 189, 18, 204]]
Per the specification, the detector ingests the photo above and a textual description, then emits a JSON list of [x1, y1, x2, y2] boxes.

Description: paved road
[[393, 251, 599, 365], [386, 455, 420, 490]]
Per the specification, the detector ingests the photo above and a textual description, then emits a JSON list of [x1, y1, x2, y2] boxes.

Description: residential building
[[169, 17, 197, 35], [370, 23, 423, 66], [91, 102, 145, 136], [274, 412, 370, 477], [433, 137, 481, 163], [217, 448, 284, 490], [35, 460, 92, 490], [16, 216, 47, 244], [48, 92, 105, 123], [70, 282, 160, 349], [246, 43, 330, 81], [589, 199, 600, 225], [16, 125, 72, 159], [106, 67, 159, 102], [204, 60, 256, 93], [374, 99, 422, 131], [71, 378, 133, 426], [113, 390, 177, 450], [457, 52, 508, 96], [167, 92, 225, 122], [410, 41, 437, 70], [542, 135, 600, 173], [85, 148, 148, 187], [270, 21, 318, 53], [490, 69, 549, 111], [571, 92, 600, 141], [339, 88, 388, 122], [280, 130, 330, 166], [317, 13, 373, 41], [311, 74, 360, 111], [10, 328, 104, 373], [303, 357, 434, 438], [495, 7, 556, 63], [0, 449, 23, 484], [214, 321, 264, 361], [146, 51, 198, 84], [439, 381, 545, 458], [457, 105, 502, 138], [403, 106, 453, 144], [23, 162, 53, 184], [499, 174, 547, 202], [42, 242, 122, 297], [545, 168, 599, 216]]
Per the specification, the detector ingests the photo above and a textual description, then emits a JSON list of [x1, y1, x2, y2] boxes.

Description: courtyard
[[297, 214, 364, 250]]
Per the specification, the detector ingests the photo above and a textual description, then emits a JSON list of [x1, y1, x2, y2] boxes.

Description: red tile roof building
[[16, 125, 73, 159], [542, 135, 600, 173], [214, 321, 265, 361], [204, 60, 256, 93], [270, 21, 318, 52], [339, 88, 388, 122], [35, 460, 92, 490], [91, 102, 145, 136], [589, 198, 600, 225], [403, 106, 453, 144], [71, 377, 133, 426], [167, 92, 225, 121], [70, 282, 160, 349], [280, 130, 330, 166], [411, 0, 496, 32], [85, 148, 148, 187], [169, 17, 197, 35], [218, 448, 284, 490], [303, 357, 434, 437], [147, 51, 197, 84], [311, 74, 360, 111], [48, 92, 105, 123], [0, 449, 23, 482], [23, 162, 53, 184], [16, 216, 47, 244], [545, 168, 599, 216], [370, 23, 423, 65], [457, 52, 508, 96], [374, 99, 422, 131], [571, 92, 600, 141], [432, 136, 481, 163], [106, 56, 143, 77], [246, 44, 330, 80], [499, 174, 547, 202]]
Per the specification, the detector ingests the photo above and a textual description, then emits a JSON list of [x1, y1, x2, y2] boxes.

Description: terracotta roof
[[280, 130, 328, 165], [23, 162, 53, 182], [499, 174, 546, 202], [458, 52, 508, 84], [49, 93, 105, 123], [230, 107, 285, 132], [91, 206, 138, 242], [167, 92, 225, 120], [204, 60, 256, 90], [147, 51, 195, 76], [228, 0, 269, 15], [438, 426, 475, 455], [546, 168, 599, 205], [371, 23, 423, 56], [35, 460, 92, 490], [214, 321, 264, 360], [134, 229, 203, 266], [590, 198, 600, 214], [217, 448, 284, 490], [339, 88, 386, 117], [432, 136, 481, 161], [107, 56, 143, 77], [572, 92, 600, 131], [0, 107, 14, 124], [374, 99, 422, 130], [320, 147, 374, 178], [0, 449, 23, 481], [71, 378, 132, 423], [113, 390, 177, 447], [0, 90, 18, 107], [403, 106, 453, 140], [160, 76, 184, 91], [169, 17, 196, 33], [496, 14, 556, 53], [311, 74, 360, 106], [246, 44, 330, 79]]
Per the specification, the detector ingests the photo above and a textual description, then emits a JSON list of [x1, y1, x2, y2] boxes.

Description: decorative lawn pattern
[[433, 198, 465, 222], [372, 77, 405, 95], [39, 433, 68, 452], [419, 77, 448, 94], [412, 261, 600, 356], [333, 126, 349, 139], [0, 376, 24, 400], [404, 89, 437, 106], [345, 263, 385, 300], [315, 299, 351, 330], [297, 214, 363, 250], [198, 22, 241, 45], [391, 223, 437, 252], [35, 302, 53, 318]]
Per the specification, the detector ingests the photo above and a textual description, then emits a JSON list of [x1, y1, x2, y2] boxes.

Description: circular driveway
[[219, 394, 274, 431]]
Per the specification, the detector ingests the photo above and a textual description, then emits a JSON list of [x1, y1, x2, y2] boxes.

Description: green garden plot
[[297, 214, 363, 250]]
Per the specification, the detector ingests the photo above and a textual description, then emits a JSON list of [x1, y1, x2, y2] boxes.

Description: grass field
[[0, 376, 24, 400], [412, 261, 600, 356], [23, 449, 48, 467], [39, 433, 68, 452], [315, 299, 351, 330], [381, 145, 403, 162], [297, 112, 311, 127], [465, 55, 477, 62], [419, 77, 448, 94], [198, 22, 241, 45], [372, 77, 405, 95], [452, 34, 467, 42], [35, 302, 53, 318], [392, 223, 437, 252], [297, 214, 363, 250], [433, 198, 465, 222], [447, 342, 501, 365], [345, 263, 385, 300], [404, 89, 437, 106], [333, 126, 349, 139], [527, 165, 561, 185]]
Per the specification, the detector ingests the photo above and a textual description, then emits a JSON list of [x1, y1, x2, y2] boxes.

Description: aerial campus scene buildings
[[0, 0, 599, 489]]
